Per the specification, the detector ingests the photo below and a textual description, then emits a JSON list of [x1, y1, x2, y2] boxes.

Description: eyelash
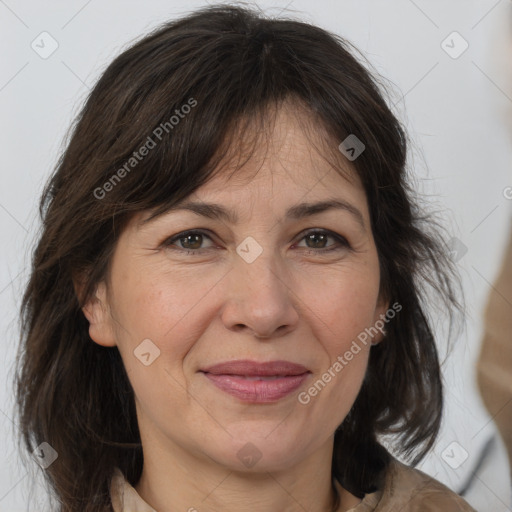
[[162, 229, 351, 256]]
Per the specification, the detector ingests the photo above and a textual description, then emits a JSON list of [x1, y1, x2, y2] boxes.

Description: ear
[[74, 275, 116, 348], [371, 295, 390, 346]]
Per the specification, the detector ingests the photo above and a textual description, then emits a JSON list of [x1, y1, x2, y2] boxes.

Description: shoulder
[[110, 467, 157, 512], [373, 457, 477, 511]]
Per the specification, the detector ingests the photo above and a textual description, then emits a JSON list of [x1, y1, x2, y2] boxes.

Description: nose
[[220, 250, 300, 340]]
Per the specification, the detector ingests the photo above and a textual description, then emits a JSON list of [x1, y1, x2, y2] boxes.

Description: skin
[[82, 103, 388, 512]]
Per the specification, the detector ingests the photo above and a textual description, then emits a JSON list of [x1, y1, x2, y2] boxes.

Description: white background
[[1, 1, 511, 510]]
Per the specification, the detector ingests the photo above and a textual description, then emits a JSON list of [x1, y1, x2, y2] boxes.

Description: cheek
[[113, 262, 213, 345], [302, 264, 381, 351], [112, 277, 203, 425], [111, 265, 225, 404], [297, 265, 378, 413]]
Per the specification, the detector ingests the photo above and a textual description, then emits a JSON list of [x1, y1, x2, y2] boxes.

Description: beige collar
[[109, 458, 475, 511], [109, 467, 380, 512]]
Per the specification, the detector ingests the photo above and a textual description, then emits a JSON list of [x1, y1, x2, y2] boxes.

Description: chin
[[204, 429, 308, 473]]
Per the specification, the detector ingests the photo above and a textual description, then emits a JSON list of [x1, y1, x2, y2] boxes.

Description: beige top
[[110, 457, 476, 511], [477, 222, 512, 475]]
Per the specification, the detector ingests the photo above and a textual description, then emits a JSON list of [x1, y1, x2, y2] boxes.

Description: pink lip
[[200, 360, 311, 403]]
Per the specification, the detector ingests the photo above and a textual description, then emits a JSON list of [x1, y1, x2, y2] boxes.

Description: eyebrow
[[142, 199, 366, 231]]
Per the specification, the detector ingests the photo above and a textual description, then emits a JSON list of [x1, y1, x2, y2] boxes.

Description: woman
[[15, 4, 476, 511]]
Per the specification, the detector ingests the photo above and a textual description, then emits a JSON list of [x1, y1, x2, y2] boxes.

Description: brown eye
[[295, 229, 350, 253], [305, 232, 329, 249], [163, 230, 215, 253], [178, 233, 203, 250]]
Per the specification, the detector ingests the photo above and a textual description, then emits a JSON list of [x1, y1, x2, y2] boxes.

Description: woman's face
[[84, 105, 388, 473]]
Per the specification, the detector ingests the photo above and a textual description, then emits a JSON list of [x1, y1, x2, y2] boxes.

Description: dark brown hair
[[15, 4, 462, 511]]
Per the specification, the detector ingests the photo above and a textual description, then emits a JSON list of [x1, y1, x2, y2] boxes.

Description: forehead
[[134, 100, 368, 228], [206, 100, 361, 190]]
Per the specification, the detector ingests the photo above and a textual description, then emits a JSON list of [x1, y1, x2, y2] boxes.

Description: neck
[[134, 434, 361, 512]]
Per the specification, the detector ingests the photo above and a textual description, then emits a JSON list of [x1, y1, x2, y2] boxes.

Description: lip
[[200, 360, 311, 403]]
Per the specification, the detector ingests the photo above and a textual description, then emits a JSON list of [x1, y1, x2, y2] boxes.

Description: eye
[[163, 230, 216, 254], [294, 229, 350, 253], [161, 228, 350, 255]]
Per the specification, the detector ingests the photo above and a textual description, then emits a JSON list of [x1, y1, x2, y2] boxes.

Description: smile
[[200, 360, 311, 403]]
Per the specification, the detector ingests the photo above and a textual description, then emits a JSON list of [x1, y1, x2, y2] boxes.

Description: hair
[[14, 4, 462, 511]]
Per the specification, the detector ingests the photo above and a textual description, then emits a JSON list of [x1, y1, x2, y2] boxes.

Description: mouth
[[199, 360, 311, 403]]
